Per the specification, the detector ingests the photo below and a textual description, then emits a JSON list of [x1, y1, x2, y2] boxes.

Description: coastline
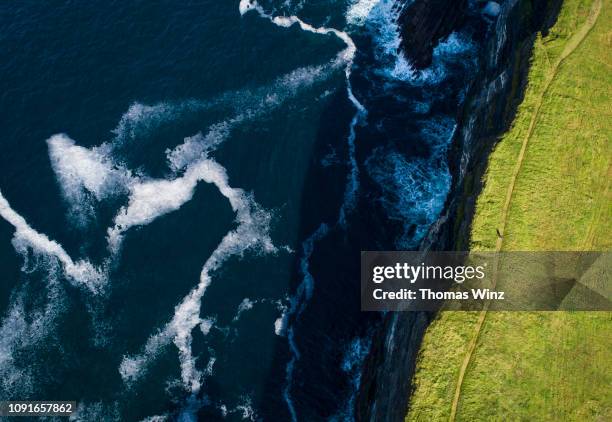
[[408, 0, 610, 419], [356, 1, 565, 420]]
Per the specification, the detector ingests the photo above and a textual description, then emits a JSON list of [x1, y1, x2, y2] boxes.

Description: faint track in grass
[[448, 1, 603, 420]]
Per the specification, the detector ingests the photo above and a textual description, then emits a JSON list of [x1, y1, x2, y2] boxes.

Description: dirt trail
[[448, 1, 603, 420]]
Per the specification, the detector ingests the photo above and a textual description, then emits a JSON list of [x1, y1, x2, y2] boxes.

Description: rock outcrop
[[397, 0, 468, 69]]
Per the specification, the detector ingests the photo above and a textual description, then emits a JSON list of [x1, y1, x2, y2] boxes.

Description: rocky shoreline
[[398, 0, 468, 69], [355, 1, 563, 420]]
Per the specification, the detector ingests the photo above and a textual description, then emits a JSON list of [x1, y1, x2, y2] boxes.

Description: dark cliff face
[[398, 0, 468, 69], [356, 1, 563, 421], [436, 0, 563, 251]]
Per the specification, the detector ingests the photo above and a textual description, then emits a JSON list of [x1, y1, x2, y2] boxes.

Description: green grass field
[[406, 0, 611, 420]]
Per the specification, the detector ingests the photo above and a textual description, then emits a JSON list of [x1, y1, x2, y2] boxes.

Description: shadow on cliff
[[356, 1, 565, 422]]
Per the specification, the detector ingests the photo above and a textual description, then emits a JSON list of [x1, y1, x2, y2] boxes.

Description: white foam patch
[[166, 125, 233, 173], [239, 0, 258, 15], [236, 402, 256, 421], [119, 156, 276, 416], [229, 395, 258, 421], [47, 134, 132, 225], [111, 101, 206, 148], [394, 32, 477, 84], [166, 63, 332, 174], [118, 327, 175, 384], [237, 298, 255, 313], [45, 102, 207, 226], [365, 0, 407, 69], [114, 102, 174, 141], [360, 0, 424, 82], [274, 300, 289, 336], [107, 150, 262, 254], [362, 1, 477, 85], [273, 315, 286, 336], [204, 353, 216, 377], [200, 317, 215, 335], [108, 59, 337, 255], [435, 31, 476, 57], [107, 171, 199, 254], [0, 267, 65, 397], [346, 0, 381, 25], [139, 416, 168, 422], [46, 100, 217, 228], [48, 101, 212, 228], [232, 298, 256, 323], [0, 190, 105, 292], [216, 395, 258, 421]]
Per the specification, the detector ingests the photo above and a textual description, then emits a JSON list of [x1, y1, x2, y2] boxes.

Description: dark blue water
[[0, 0, 487, 420]]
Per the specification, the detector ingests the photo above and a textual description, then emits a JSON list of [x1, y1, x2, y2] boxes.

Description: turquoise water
[[0, 0, 485, 420]]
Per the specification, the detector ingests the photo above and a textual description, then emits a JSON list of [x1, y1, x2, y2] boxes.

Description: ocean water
[[0, 0, 488, 420]]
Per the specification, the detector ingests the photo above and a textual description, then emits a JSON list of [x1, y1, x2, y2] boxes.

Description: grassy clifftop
[[406, 0, 611, 420]]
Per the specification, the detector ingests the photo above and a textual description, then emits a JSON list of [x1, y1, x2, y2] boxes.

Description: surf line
[[240, 2, 367, 420], [239, 0, 367, 226]]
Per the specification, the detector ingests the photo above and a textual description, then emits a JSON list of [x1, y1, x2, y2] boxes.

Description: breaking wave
[[346, 0, 383, 25], [361, 0, 478, 85], [366, 118, 456, 248]]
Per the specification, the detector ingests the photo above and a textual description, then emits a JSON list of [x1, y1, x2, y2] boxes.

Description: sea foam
[[0, 263, 67, 398], [366, 119, 456, 248], [108, 59, 335, 255], [0, 190, 105, 292], [233, 298, 256, 322], [241, 0, 366, 229], [240, 3, 370, 419], [346, 0, 381, 25], [329, 335, 373, 422], [47, 134, 132, 225], [119, 154, 276, 421]]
